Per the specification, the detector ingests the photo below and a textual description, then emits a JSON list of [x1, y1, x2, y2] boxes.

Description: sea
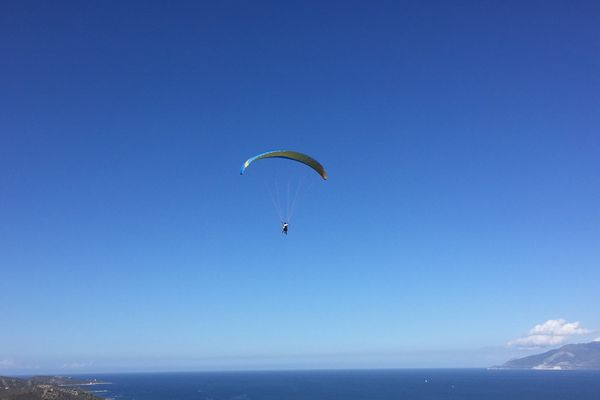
[[78, 369, 600, 400]]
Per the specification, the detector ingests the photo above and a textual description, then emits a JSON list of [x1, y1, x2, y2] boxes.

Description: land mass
[[0, 376, 107, 400], [497, 341, 600, 370]]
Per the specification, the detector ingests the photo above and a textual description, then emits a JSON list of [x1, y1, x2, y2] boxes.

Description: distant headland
[[495, 341, 600, 370], [0, 376, 109, 400]]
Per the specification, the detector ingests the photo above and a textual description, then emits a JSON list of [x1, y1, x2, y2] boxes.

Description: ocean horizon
[[69, 369, 600, 400]]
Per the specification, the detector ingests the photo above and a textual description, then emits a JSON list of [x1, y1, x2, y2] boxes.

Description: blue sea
[[80, 369, 600, 400]]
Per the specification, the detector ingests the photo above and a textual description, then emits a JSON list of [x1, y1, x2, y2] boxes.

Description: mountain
[[498, 341, 600, 370], [0, 376, 103, 400]]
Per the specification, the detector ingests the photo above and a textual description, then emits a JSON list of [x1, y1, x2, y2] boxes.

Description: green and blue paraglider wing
[[240, 150, 328, 180]]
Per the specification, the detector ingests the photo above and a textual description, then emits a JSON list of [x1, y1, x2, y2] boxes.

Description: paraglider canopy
[[240, 150, 328, 180]]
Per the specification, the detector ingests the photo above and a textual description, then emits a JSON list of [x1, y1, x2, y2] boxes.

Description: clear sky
[[1, 1, 599, 374]]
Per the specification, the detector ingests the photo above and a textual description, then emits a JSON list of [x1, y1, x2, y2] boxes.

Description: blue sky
[[1, 1, 599, 373]]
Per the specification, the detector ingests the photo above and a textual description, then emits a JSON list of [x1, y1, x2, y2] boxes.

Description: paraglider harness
[[282, 222, 289, 235]]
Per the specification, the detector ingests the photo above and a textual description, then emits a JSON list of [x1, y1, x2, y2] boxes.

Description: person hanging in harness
[[282, 222, 289, 235]]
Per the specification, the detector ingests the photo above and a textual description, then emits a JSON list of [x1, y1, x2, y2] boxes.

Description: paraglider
[[240, 150, 327, 234]]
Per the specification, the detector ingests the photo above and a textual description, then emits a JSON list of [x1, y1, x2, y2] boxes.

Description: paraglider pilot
[[282, 222, 289, 235]]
